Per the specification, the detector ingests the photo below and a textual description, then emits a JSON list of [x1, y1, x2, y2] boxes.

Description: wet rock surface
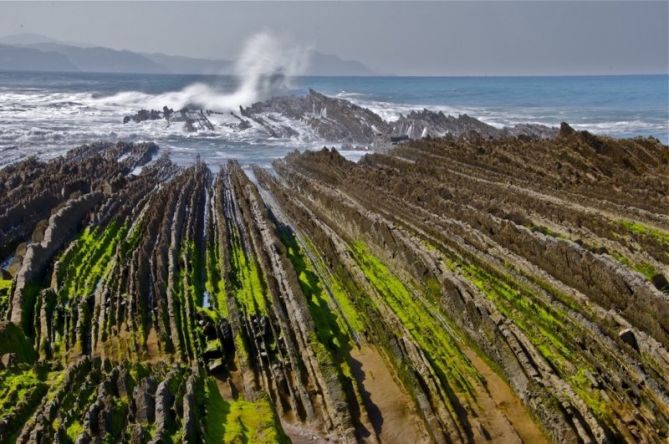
[[122, 89, 558, 149], [1, 127, 668, 443], [124, 107, 216, 132]]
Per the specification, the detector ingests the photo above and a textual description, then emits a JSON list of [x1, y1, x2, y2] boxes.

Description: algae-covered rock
[[0, 321, 35, 363], [2, 132, 668, 443]]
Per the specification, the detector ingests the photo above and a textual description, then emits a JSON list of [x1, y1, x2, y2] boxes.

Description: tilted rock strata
[[122, 89, 559, 148], [260, 126, 669, 442], [1, 127, 668, 443]]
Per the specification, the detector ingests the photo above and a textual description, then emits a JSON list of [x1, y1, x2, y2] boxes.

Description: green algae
[[203, 377, 287, 444], [0, 279, 11, 317], [569, 368, 611, 421], [223, 397, 287, 443], [610, 251, 659, 281], [229, 241, 267, 316], [279, 229, 357, 353], [204, 378, 229, 444], [527, 223, 567, 239], [205, 237, 227, 318], [301, 237, 364, 334], [173, 268, 192, 358], [205, 338, 222, 354], [350, 241, 480, 401], [0, 319, 36, 363], [440, 248, 617, 426], [181, 240, 208, 358], [0, 367, 49, 440], [66, 421, 83, 442], [619, 220, 669, 246], [19, 282, 42, 337], [457, 260, 574, 363], [0, 368, 43, 416], [184, 240, 205, 307], [57, 222, 129, 300], [108, 397, 128, 440]]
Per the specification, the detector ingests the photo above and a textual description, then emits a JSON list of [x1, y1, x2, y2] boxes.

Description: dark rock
[[0, 321, 35, 363], [132, 377, 156, 423], [154, 377, 175, 434], [123, 89, 558, 147], [619, 328, 640, 352], [651, 273, 669, 292], [559, 122, 576, 137]]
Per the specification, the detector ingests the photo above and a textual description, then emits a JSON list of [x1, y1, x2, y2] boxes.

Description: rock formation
[[1, 127, 668, 443], [123, 107, 216, 132], [122, 89, 558, 148]]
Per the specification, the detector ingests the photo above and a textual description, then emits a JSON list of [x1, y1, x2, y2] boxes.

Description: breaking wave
[[338, 92, 669, 137], [0, 68, 666, 167], [97, 32, 310, 111]]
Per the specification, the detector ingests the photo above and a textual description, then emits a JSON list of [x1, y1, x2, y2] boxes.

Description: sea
[[0, 71, 667, 167]]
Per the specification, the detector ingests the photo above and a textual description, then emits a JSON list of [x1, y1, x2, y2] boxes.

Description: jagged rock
[[391, 110, 501, 139], [3, 132, 669, 444], [153, 377, 175, 434], [123, 107, 214, 132], [181, 375, 198, 443], [74, 432, 91, 444], [123, 109, 163, 124], [122, 89, 557, 147], [127, 423, 146, 444], [132, 377, 156, 423], [0, 321, 35, 363]]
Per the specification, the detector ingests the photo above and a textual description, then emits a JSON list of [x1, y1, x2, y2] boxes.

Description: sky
[[0, 1, 667, 76]]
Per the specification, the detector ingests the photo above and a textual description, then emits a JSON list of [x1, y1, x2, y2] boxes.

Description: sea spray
[[97, 31, 310, 111]]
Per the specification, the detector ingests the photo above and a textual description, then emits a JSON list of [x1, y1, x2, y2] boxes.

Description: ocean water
[[0, 71, 666, 167]]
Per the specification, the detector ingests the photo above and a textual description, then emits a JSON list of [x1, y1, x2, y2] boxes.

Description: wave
[[334, 92, 483, 122], [337, 92, 668, 138], [97, 32, 310, 112], [571, 120, 668, 132], [1, 71, 666, 167]]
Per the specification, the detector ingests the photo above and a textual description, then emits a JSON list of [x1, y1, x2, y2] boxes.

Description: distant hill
[[306, 52, 375, 76], [29, 43, 168, 74], [143, 52, 233, 75], [0, 44, 78, 72], [0, 32, 59, 46], [0, 33, 377, 76]]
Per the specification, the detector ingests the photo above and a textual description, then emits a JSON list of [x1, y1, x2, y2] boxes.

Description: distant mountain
[[0, 33, 377, 76], [305, 52, 375, 76], [143, 52, 232, 75], [0, 32, 58, 46], [28, 43, 167, 74], [0, 44, 78, 72]]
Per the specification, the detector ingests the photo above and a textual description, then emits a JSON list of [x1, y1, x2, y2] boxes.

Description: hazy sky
[[0, 1, 667, 75]]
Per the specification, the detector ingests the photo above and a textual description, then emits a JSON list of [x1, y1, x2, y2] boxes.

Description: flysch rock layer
[[0, 125, 668, 443]]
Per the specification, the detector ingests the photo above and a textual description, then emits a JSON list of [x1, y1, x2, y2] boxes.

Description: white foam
[[97, 32, 310, 112], [1, 70, 666, 167], [571, 120, 666, 132], [334, 93, 470, 122]]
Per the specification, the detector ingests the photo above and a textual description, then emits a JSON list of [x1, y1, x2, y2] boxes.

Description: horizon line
[[0, 69, 667, 78]]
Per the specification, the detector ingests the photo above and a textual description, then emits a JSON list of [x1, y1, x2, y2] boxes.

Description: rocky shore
[[123, 89, 559, 149], [1, 125, 668, 443]]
